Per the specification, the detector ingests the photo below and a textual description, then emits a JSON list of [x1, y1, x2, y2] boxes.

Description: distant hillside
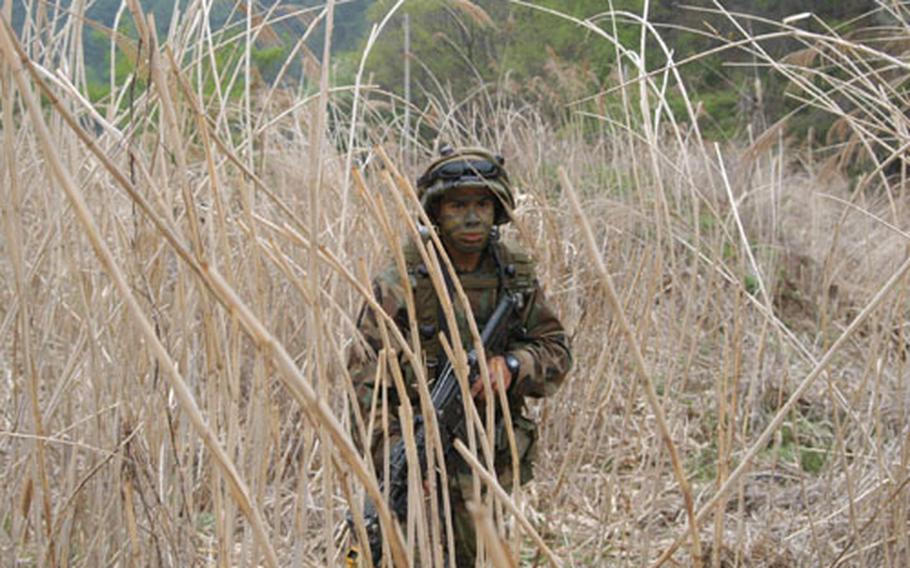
[[10, 0, 372, 87], [351, 0, 881, 138], [6, 0, 883, 140]]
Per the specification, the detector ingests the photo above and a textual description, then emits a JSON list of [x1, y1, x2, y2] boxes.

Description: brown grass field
[[3, 1, 910, 566]]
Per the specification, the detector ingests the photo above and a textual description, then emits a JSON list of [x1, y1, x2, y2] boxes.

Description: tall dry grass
[[2, 1, 910, 566]]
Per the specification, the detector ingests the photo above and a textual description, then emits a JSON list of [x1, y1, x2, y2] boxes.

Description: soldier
[[348, 146, 572, 566]]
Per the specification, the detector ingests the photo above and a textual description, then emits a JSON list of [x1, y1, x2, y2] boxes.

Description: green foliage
[[695, 89, 741, 138], [799, 446, 829, 474], [360, 0, 645, 106], [252, 46, 287, 81], [765, 417, 833, 474], [362, 0, 476, 98], [499, 0, 644, 82], [699, 213, 717, 231], [83, 22, 248, 107], [83, 22, 145, 104], [744, 274, 760, 296], [34, 0, 884, 142], [196, 512, 216, 534], [690, 443, 718, 481], [352, 0, 878, 140]]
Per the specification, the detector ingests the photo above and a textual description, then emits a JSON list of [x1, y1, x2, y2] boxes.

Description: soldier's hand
[[472, 356, 512, 402]]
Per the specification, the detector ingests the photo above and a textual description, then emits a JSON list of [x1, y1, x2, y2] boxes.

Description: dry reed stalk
[[2, 12, 410, 566], [8, 49, 240, 564], [9, 40, 413, 562], [371, 144, 539, 562], [7, 1, 910, 564], [175, 64, 239, 568], [388, 362, 432, 565], [308, 2, 336, 564], [122, 472, 141, 566], [164, 47, 313, 244], [653, 249, 910, 566], [560, 166, 703, 564], [829, 472, 910, 567], [715, 144, 771, 308], [1, 18, 57, 568], [253, 5, 328, 127], [340, 0, 408, 238], [376, 146, 505, 466], [454, 439, 563, 567], [466, 500, 515, 568], [47, 418, 144, 537], [149, 24, 237, 561], [363, 188, 452, 567], [0, 17, 282, 567], [672, 216, 877, 449], [709, 4, 905, 218], [3, 31, 196, 276], [195, 273, 410, 566]]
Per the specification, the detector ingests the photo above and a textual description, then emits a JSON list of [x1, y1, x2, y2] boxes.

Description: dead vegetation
[[2, 1, 910, 567]]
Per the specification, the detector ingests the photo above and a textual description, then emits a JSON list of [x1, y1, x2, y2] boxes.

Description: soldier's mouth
[[458, 233, 486, 244]]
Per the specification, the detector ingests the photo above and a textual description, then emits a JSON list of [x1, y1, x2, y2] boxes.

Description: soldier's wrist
[[504, 353, 521, 379], [508, 349, 534, 388]]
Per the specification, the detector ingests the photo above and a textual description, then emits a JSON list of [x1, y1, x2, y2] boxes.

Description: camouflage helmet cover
[[416, 146, 516, 225]]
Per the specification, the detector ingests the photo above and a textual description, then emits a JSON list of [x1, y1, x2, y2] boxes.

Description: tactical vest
[[399, 237, 542, 483], [400, 236, 536, 385]]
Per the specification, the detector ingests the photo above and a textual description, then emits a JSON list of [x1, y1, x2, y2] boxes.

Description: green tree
[[360, 0, 645, 105]]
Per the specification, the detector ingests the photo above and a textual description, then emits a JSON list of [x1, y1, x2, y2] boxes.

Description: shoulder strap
[[494, 237, 537, 293], [402, 240, 423, 268], [400, 240, 445, 368], [402, 237, 538, 372]]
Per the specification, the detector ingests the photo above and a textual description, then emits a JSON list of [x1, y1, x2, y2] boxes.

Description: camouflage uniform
[[348, 148, 572, 566]]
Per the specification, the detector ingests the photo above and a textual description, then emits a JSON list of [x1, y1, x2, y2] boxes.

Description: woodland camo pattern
[[347, 237, 572, 566]]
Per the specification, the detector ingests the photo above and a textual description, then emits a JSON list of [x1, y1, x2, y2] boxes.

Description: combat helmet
[[416, 145, 515, 225]]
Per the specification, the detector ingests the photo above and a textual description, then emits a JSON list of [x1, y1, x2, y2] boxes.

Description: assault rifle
[[346, 291, 525, 566]]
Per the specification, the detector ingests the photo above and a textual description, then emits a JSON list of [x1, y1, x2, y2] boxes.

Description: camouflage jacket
[[348, 237, 572, 468]]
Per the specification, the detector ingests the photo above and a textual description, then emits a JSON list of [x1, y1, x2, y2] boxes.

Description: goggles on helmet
[[416, 147, 515, 226], [416, 158, 506, 190]]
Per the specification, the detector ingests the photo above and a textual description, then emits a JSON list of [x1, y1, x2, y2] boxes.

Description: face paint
[[437, 186, 496, 258]]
